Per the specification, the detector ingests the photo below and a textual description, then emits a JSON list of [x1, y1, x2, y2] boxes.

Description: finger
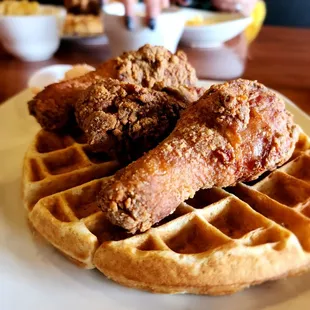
[[122, 0, 135, 16], [212, 0, 235, 12], [239, 0, 257, 16], [145, 0, 161, 30], [122, 0, 136, 30], [176, 0, 192, 6], [161, 0, 170, 9]]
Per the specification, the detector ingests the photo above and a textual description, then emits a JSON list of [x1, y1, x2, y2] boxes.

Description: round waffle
[[23, 129, 310, 294]]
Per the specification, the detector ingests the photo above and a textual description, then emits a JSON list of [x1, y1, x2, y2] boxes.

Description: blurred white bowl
[[180, 8, 252, 48], [0, 5, 66, 62], [103, 2, 185, 57]]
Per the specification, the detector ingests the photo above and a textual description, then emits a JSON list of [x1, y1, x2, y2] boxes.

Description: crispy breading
[[75, 78, 204, 162], [98, 79, 299, 233], [28, 45, 197, 131]]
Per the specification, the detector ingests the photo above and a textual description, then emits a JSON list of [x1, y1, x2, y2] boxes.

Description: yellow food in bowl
[[0, 0, 40, 16], [0, 0, 62, 16], [186, 15, 224, 27]]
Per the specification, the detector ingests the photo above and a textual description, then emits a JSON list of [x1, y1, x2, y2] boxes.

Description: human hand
[[212, 0, 258, 16], [106, 0, 191, 31], [122, 0, 169, 30]]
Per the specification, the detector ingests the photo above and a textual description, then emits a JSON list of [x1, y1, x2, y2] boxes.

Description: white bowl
[[0, 5, 66, 62], [103, 2, 186, 57], [180, 8, 252, 48]]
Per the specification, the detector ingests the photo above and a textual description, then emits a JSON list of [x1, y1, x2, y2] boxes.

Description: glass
[[179, 34, 248, 81]]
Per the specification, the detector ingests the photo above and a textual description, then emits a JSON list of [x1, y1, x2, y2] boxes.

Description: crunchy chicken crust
[[28, 45, 197, 131], [98, 79, 299, 233], [75, 78, 204, 162]]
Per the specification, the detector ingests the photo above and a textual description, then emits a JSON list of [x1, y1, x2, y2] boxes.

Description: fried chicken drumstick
[[98, 79, 298, 233], [28, 45, 197, 131], [75, 78, 205, 162]]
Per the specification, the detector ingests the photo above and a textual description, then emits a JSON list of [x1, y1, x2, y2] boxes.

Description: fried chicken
[[28, 44, 197, 131], [75, 78, 205, 162], [98, 79, 299, 233]]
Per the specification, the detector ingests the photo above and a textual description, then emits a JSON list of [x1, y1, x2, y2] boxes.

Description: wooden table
[[0, 25, 309, 115]]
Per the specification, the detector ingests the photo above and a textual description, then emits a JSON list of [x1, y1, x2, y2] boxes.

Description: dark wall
[[265, 0, 310, 28]]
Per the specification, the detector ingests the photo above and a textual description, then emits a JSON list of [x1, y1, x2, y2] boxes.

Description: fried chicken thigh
[[98, 79, 299, 233], [75, 78, 204, 162], [28, 45, 197, 131]]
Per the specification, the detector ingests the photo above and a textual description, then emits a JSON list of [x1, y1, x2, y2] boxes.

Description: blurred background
[[265, 0, 310, 27], [0, 0, 309, 114], [21, 0, 310, 27]]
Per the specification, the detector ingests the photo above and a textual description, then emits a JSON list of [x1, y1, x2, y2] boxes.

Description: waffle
[[22, 130, 120, 211], [23, 128, 310, 293]]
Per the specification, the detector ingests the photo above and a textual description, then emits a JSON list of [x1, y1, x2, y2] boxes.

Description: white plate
[[0, 81, 309, 310], [28, 65, 73, 90]]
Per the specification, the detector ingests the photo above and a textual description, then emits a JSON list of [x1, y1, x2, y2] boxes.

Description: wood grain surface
[[0, 26, 309, 115]]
